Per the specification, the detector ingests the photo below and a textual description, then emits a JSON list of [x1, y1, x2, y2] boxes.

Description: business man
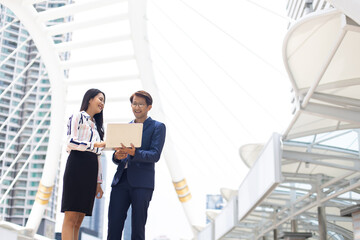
[[107, 90, 166, 240]]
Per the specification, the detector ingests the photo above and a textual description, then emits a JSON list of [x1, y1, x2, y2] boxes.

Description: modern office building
[[0, 0, 72, 238]]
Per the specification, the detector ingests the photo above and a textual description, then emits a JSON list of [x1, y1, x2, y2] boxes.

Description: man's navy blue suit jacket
[[111, 117, 166, 189]]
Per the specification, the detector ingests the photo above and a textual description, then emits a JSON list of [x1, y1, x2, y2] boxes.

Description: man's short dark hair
[[130, 90, 153, 106]]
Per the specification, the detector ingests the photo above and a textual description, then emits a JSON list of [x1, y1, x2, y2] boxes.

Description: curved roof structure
[[283, 9, 360, 140], [197, 3, 360, 239]]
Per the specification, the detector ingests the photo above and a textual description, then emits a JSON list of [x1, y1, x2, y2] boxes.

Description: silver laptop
[[104, 123, 143, 150]]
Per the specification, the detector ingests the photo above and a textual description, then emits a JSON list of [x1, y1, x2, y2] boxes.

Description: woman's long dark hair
[[80, 89, 105, 140]]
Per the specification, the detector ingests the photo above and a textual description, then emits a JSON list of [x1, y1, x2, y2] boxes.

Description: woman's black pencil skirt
[[61, 150, 98, 216]]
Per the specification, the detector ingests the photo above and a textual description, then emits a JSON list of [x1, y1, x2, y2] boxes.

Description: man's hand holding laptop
[[114, 143, 135, 160]]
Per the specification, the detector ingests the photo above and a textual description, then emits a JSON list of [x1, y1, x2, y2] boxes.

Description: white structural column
[[128, 0, 204, 232], [0, 0, 66, 235]]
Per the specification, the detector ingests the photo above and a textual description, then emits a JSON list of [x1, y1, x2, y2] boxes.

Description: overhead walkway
[[0, 0, 201, 239], [198, 4, 360, 240]]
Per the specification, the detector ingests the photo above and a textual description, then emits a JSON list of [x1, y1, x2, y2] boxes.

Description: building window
[[31, 172, 42, 178], [30, 181, 39, 187], [14, 199, 25, 206], [13, 208, 24, 215], [14, 190, 26, 197], [3, 180, 11, 185], [29, 191, 36, 196], [32, 163, 44, 169]]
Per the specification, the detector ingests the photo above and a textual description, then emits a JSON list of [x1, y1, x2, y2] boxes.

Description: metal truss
[[212, 135, 360, 239]]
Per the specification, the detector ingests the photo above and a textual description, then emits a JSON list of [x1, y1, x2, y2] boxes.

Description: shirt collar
[[131, 116, 150, 124], [81, 111, 91, 120]]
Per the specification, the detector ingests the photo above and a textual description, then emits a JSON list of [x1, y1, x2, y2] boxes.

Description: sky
[[55, 0, 293, 239]]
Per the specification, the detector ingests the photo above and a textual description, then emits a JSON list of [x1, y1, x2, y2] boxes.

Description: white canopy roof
[[199, 5, 360, 239], [283, 9, 360, 140]]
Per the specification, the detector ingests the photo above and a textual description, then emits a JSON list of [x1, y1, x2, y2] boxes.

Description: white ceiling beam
[[284, 122, 359, 140], [311, 92, 360, 108], [282, 149, 360, 162], [298, 78, 360, 94], [304, 102, 360, 124], [283, 138, 358, 155], [65, 74, 139, 85], [54, 34, 131, 52], [37, 0, 126, 22], [283, 150, 359, 171], [284, 100, 360, 140], [60, 55, 135, 69], [47, 13, 129, 36]]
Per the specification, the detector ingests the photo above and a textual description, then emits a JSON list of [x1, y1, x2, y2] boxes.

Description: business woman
[[61, 88, 106, 240]]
